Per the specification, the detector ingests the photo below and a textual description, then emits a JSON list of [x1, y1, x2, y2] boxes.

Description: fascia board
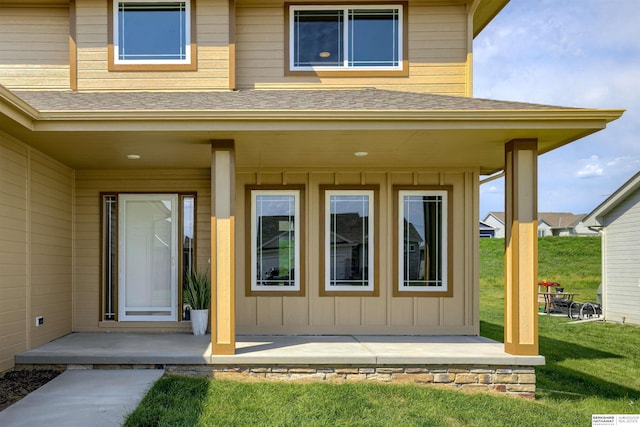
[[31, 109, 625, 131], [0, 86, 38, 130], [473, 0, 510, 38], [583, 172, 640, 226]]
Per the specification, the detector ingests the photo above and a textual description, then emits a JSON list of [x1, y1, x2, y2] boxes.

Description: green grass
[[480, 236, 640, 403], [125, 377, 632, 427], [126, 236, 640, 426]]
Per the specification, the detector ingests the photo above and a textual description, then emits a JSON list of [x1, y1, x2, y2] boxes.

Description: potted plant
[[184, 269, 211, 335]]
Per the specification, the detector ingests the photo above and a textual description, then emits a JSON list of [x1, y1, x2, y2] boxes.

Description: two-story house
[[0, 0, 623, 395]]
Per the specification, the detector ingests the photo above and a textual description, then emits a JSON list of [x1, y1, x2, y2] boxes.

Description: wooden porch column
[[211, 140, 235, 355], [504, 139, 539, 356]]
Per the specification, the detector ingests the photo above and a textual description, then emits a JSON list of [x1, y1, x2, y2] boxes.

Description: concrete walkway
[[0, 368, 163, 427]]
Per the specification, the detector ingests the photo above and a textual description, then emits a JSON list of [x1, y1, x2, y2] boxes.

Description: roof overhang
[[0, 88, 624, 173], [473, 0, 510, 38], [582, 172, 640, 227]]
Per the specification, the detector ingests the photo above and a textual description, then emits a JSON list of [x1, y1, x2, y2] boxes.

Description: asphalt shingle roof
[[14, 89, 579, 112]]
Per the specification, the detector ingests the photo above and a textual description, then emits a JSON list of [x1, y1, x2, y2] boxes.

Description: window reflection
[[291, 6, 400, 69], [330, 196, 368, 286], [293, 10, 344, 67], [103, 195, 117, 321], [401, 193, 445, 289], [255, 194, 297, 287], [182, 195, 194, 320], [326, 192, 373, 289], [349, 9, 399, 67]]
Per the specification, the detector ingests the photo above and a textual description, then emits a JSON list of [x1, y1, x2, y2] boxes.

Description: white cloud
[[606, 156, 631, 167], [576, 163, 604, 179]]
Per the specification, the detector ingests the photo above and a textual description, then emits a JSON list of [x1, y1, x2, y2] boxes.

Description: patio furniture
[[538, 292, 579, 314], [568, 301, 602, 320]]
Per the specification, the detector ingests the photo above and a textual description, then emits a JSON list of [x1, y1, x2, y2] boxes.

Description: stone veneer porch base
[[166, 365, 537, 399], [15, 363, 537, 399]]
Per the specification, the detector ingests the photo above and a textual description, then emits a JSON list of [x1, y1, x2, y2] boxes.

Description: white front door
[[118, 194, 178, 321]]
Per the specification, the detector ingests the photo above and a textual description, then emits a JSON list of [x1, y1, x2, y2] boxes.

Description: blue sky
[[474, 0, 640, 219]]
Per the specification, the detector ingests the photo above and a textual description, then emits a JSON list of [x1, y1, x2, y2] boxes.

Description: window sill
[[392, 289, 453, 297], [107, 43, 197, 72], [108, 62, 198, 72], [285, 67, 408, 78], [320, 290, 380, 297]]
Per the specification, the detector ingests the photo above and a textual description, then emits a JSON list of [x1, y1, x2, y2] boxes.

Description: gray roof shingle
[[13, 89, 580, 113]]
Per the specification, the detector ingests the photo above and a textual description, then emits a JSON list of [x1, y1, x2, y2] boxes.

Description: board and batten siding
[[235, 1, 468, 94], [0, 133, 73, 372], [603, 191, 640, 325], [0, 5, 70, 90], [73, 169, 211, 332], [75, 0, 231, 91], [235, 168, 479, 335]]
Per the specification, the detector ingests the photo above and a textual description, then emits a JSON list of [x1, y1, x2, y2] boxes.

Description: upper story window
[[287, 4, 407, 76], [109, 0, 196, 71]]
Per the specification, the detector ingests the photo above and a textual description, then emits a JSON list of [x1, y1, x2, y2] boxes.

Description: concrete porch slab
[[15, 333, 545, 367]]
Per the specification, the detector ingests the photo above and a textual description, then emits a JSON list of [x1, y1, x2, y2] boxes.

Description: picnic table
[[538, 292, 579, 315]]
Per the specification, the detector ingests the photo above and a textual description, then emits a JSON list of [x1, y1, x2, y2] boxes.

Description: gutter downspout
[[479, 170, 505, 185]]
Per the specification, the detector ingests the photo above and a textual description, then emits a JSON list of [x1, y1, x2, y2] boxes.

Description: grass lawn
[[126, 236, 640, 427]]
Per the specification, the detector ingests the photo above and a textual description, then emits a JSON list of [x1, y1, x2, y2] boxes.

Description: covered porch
[[0, 88, 624, 380]]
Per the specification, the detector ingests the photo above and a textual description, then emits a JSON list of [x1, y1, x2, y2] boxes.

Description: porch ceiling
[[0, 128, 606, 173], [0, 88, 623, 174]]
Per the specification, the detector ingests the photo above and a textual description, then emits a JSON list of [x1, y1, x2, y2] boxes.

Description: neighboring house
[[482, 212, 508, 238], [541, 212, 594, 236], [537, 218, 553, 237], [479, 221, 495, 238], [582, 172, 640, 325], [0, 0, 623, 385], [483, 212, 596, 238]]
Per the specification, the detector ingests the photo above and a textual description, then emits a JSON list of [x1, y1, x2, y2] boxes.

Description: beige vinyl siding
[[75, 0, 231, 91], [0, 136, 28, 372], [0, 6, 70, 90], [73, 169, 211, 332], [408, 4, 467, 94], [29, 151, 73, 348], [235, 1, 468, 95], [0, 133, 73, 372], [236, 168, 479, 335], [603, 193, 640, 325]]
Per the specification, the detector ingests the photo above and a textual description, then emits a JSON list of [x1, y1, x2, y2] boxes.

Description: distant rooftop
[[485, 212, 587, 229]]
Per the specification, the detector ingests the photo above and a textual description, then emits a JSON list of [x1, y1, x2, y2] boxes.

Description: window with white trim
[[395, 187, 451, 296], [249, 189, 302, 294], [322, 188, 376, 294], [289, 4, 402, 71], [113, 0, 191, 64]]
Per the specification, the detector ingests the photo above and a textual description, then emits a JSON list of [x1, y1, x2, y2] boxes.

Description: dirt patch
[[0, 369, 62, 412]]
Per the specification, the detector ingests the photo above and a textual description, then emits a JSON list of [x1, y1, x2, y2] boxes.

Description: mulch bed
[[0, 369, 62, 412]]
